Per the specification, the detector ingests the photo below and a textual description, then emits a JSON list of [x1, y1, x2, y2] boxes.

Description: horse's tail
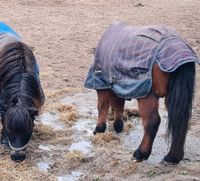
[[165, 62, 195, 142]]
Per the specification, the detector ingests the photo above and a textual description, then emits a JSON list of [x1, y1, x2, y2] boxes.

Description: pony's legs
[[94, 90, 125, 134], [110, 93, 125, 133], [133, 93, 160, 161], [94, 90, 110, 134]]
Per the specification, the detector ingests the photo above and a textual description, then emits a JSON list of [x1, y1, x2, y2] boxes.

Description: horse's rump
[[85, 22, 200, 99]]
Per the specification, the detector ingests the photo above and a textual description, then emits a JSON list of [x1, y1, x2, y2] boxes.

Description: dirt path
[[0, 0, 200, 180]]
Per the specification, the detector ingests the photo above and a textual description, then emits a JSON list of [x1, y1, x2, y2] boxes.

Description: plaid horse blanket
[[85, 22, 200, 99]]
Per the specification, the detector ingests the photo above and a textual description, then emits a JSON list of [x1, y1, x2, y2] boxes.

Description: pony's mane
[[0, 41, 42, 117]]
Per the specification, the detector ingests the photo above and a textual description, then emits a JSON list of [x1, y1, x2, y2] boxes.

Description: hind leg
[[110, 93, 125, 133], [164, 129, 186, 164], [133, 93, 160, 161], [94, 90, 111, 134]]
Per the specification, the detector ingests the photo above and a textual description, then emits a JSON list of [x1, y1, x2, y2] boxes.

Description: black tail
[[165, 62, 195, 142]]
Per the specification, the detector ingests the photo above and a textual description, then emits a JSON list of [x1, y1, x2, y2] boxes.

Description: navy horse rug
[[85, 22, 200, 99]]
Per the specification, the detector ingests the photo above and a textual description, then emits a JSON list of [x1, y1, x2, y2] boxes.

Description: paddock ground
[[0, 0, 200, 180]]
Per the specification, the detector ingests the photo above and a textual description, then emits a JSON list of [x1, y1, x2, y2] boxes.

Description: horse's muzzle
[[11, 150, 26, 162]]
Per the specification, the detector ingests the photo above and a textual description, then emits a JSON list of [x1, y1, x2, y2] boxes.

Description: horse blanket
[[85, 22, 200, 99], [0, 22, 41, 79]]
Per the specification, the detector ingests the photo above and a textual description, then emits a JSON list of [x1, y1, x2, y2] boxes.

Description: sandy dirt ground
[[0, 0, 200, 180]]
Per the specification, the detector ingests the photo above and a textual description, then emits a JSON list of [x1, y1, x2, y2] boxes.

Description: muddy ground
[[0, 0, 200, 180]]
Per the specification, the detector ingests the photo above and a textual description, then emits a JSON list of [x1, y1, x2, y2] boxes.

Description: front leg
[[94, 90, 110, 134]]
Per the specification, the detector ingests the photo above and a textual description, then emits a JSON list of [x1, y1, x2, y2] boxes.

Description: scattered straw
[[0, 159, 56, 181], [44, 87, 80, 100], [57, 104, 79, 124], [91, 132, 120, 146], [124, 109, 140, 118], [119, 163, 138, 176], [32, 123, 56, 140], [64, 150, 87, 163], [45, 88, 71, 99], [124, 122, 134, 132]]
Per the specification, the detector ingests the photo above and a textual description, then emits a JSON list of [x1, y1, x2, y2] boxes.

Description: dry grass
[[124, 122, 134, 132], [32, 122, 57, 140], [56, 104, 79, 125], [51, 151, 91, 173], [64, 150, 87, 162], [44, 87, 80, 100], [119, 162, 138, 176], [91, 132, 120, 146], [0, 160, 56, 181], [124, 109, 140, 118]]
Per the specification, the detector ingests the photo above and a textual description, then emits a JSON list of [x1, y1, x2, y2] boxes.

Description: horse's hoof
[[133, 148, 150, 162], [114, 119, 123, 133], [93, 123, 106, 135], [163, 154, 181, 165]]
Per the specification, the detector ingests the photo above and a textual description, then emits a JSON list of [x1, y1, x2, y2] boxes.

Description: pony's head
[[0, 41, 45, 161], [2, 104, 37, 161]]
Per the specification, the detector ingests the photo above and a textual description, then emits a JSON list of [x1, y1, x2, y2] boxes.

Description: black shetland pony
[[85, 22, 198, 164], [0, 42, 45, 161]]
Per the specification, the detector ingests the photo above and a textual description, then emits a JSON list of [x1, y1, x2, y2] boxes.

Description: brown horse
[[85, 22, 198, 164], [94, 62, 195, 164]]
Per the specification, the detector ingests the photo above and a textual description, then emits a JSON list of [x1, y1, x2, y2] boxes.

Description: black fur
[[113, 118, 124, 133], [133, 148, 151, 161], [165, 62, 195, 163], [93, 123, 106, 135], [0, 41, 45, 157]]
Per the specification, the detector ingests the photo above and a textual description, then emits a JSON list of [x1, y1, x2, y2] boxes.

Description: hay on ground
[[91, 132, 120, 146]]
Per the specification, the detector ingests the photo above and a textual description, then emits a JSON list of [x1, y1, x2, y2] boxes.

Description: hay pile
[[32, 122, 57, 141], [56, 104, 79, 125], [91, 132, 120, 146], [0, 159, 56, 181]]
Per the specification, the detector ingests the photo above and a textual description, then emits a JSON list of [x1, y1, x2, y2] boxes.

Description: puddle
[[69, 140, 92, 154], [39, 144, 56, 151], [57, 171, 84, 181], [39, 112, 65, 130], [72, 118, 95, 137], [61, 92, 98, 118], [37, 161, 50, 172], [69, 118, 95, 155]]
